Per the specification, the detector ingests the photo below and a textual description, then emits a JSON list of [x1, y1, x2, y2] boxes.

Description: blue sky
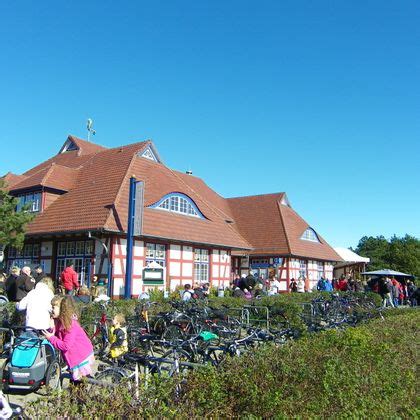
[[1, 1, 419, 248]]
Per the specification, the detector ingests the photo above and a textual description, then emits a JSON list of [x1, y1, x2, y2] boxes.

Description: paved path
[[1, 358, 102, 413]]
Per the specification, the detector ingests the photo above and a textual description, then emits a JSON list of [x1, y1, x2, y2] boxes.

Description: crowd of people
[[0, 263, 128, 384], [226, 272, 419, 308], [0, 263, 109, 306]]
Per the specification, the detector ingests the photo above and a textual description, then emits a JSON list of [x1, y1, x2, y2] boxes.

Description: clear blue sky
[[1, 1, 419, 249]]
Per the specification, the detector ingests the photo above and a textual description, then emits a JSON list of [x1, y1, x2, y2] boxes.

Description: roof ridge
[[42, 164, 57, 186], [227, 191, 285, 200], [108, 139, 151, 152], [68, 135, 108, 150]]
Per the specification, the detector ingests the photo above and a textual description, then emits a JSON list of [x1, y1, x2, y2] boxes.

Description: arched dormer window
[[300, 228, 320, 243], [149, 193, 205, 219]]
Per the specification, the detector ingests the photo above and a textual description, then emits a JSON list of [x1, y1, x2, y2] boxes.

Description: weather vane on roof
[[87, 118, 96, 141]]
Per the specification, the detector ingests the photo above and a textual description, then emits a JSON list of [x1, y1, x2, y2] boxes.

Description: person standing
[[60, 263, 79, 295], [245, 272, 256, 291], [43, 296, 94, 383], [379, 277, 394, 308], [15, 266, 36, 302], [289, 278, 298, 293], [16, 277, 55, 330], [268, 276, 281, 295], [297, 277, 305, 293], [182, 284, 194, 301], [4, 266, 20, 302], [324, 278, 333, 292], [391, 278, 400, 307], [32, 265, 47, 284]]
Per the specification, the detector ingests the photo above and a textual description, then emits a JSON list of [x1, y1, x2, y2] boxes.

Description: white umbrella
[[361, 269, 414, 277]]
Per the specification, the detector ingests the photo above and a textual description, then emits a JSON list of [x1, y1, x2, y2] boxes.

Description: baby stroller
[[1, 326, 61, 393]]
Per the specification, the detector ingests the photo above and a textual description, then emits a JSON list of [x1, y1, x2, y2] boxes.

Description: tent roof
[[361, 269, 414, 277], [334, 247, 370, 263]]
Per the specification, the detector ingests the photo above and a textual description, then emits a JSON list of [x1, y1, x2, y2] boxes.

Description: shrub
[[26, 309, 419, 418]]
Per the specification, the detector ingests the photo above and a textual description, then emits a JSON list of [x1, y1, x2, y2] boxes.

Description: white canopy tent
[[334, 247, 370, 267]]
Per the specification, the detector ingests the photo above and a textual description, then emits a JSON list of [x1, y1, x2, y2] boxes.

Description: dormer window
[[16, 192, 41, 213], [60, 139, 78, 153], [149, 193, 205, 219], [300, 227, 320, 243]]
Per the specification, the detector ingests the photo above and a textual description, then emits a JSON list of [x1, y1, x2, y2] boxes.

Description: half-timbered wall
[[112, 237, 146, 298], [210, 249, 231, 288], [168, 244, 194, 290]]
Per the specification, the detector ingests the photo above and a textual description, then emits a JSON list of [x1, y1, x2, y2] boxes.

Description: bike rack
[[242, 306, 270, 329]]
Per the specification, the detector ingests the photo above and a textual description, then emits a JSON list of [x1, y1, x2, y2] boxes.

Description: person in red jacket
[[60, 263, 80, 295]]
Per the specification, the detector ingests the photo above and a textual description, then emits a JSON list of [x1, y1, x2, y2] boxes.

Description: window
[[139, 146, 159, 162], [56, 240, 95, 286], [57, 242, 67, 257], [300, 228, 320, 243], [145, 243, 166, 267], [317, 261, 324, 280], [16, 192, 41, 213], [299, 259, 307, 279], [75, 241, 85, 255], [6, 243, 40, 270], [194, 249, 209, 283], [149, 193, 204, 219]]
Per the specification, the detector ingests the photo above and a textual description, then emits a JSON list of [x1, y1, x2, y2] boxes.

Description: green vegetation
[[355, 234, 420, 278], [0, 179, 34, 251], [25, 308, 419, 418]]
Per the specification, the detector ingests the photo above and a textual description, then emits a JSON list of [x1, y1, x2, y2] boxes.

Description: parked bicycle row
[[0, 289, 385, 396], [83, 293, 384, 386]]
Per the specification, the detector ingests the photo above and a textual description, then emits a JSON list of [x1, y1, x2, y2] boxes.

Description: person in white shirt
[[297, 277, 305, 293], [268, 277, 281, 295], [16, 277, 54, 330], [182, 284, 194, 301]]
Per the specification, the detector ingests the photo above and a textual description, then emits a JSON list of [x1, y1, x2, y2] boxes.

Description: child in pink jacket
[[43, 296, 94, 381]]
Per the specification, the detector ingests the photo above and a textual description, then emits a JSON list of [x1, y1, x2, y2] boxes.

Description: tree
[[355, 234, 420, 278], [0, 179, 35, 251]]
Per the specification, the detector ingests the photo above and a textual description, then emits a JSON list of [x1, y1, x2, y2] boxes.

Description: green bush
[[26, 308, 419, 418]]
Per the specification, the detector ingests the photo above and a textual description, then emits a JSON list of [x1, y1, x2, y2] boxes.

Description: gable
[[59, 138, 79, 153], [138, 143, 161, 163]]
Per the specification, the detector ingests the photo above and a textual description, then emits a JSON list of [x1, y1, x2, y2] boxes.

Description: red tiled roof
[[227, 193, 342, 261], [67, 135, 107, 156], [23, 135, 106, 178], [278, 204, 343, 261], [227, 193, 290, 255], [1, 172, 28, 189], [10, 164, 79, 192], [16, 136, 340, 259], [26, 141, 148, 235], [104, 157, 252, 249]]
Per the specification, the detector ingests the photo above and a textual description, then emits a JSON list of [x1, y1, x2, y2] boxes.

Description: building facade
[[2, 135, 342, 297]]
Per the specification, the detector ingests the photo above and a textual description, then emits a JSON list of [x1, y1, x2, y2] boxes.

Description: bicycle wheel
[[90, 324, 108, 356], [162, 325, 185, 341], [96, 368, 125, 384]]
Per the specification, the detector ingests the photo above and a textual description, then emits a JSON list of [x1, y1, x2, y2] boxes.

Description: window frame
[[194, 248, 209, 284], [149, 193, 205, 219]]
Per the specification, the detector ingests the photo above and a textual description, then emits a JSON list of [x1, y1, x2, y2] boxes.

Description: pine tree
[[0, 179, 35, 250]]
